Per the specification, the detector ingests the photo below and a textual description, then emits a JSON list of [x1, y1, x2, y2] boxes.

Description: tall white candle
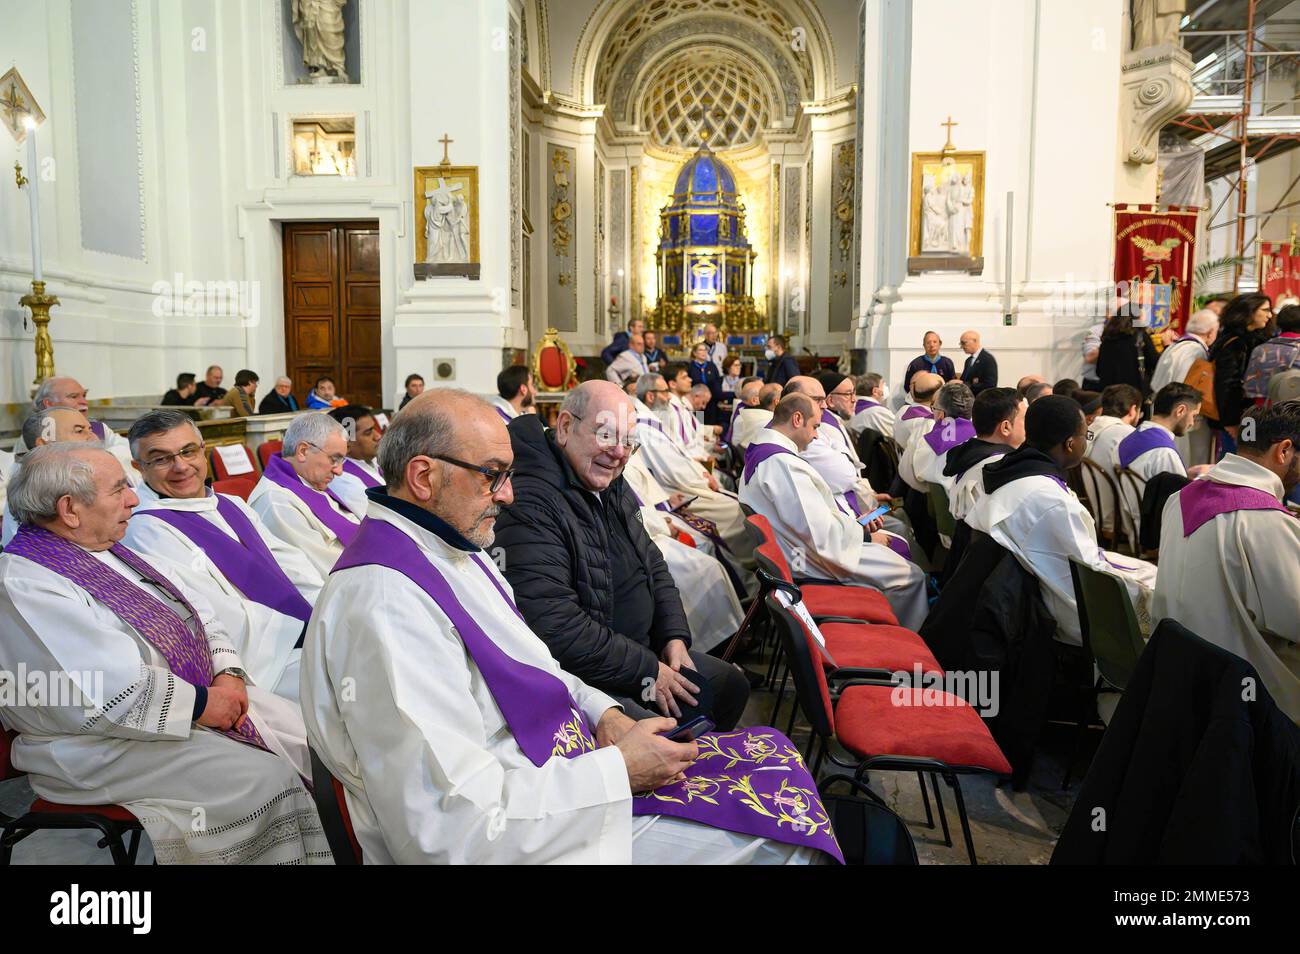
[[25, 119, 42, 283]]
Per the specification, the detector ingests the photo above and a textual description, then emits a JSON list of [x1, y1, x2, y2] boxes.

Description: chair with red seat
[[767, 592, 1012, 864], [211, 477, 258, 501], [257, 440, 283, 471], [309, 746, 361, 865], [0, 729, 144, 865], [210, 443, 259, 482], [745, 513, 898, 625]]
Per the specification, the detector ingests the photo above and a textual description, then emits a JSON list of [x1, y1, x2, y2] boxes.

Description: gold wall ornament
[[21, 280, 59, 387], [550, 147, 573, 260], [907, 140, 986, 274], [0, 68, 45, 145]]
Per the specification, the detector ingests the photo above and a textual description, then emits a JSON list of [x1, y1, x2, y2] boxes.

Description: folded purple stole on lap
[[1116, 426, 1178, 470], [333, 516, 843, 862], [4, 525, 266, 750], [1178, 479, 1289, 536], [262, 453, 359, 544], [341, 458, 382, 489], [139, 495, 312, 622]]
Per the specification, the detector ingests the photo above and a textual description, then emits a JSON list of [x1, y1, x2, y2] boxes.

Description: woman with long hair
[[1210, 293, 1274, 442], [1096, 309, 1159, 396]]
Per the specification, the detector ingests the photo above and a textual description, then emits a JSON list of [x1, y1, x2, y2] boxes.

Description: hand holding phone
[[857, 503, 891, 526], [666, 716, 714, 742]]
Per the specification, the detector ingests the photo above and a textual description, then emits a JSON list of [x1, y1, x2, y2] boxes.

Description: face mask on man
[[764, 348, 776, 361]]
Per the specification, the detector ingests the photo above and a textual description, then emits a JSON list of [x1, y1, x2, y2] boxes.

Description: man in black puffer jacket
[[494, 381, 749, 729]]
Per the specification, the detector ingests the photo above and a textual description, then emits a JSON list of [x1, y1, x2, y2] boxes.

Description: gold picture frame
[[414, 165, 480, 274], [908, 150, 985, 264]]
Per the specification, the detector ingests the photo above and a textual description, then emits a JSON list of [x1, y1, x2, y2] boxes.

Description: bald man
[[896, 371, 944, 493], [731, 382, 782, 451], [20, 376, 135, 477], [959, 330, 998, 395], [2, 408, 102, 546]]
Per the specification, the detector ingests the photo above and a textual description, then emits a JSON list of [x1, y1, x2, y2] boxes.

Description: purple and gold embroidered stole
[[262, 453, 359, 544], [4, 526, 266, 750], [333, 516, 842, 862], [139, 495, 312, 622]]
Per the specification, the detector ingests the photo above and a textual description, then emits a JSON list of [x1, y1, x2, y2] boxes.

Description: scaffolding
[[1170, 0, 1300, 287]]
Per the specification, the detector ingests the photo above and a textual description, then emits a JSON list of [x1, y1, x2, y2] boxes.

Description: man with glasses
[[495, 380, 750, 731], [249, 413, 361, 576], [631, 373, 757, 565], [302, 387, 831, 864], [123, 410, 322, 701], [785, 375, 886, 522]]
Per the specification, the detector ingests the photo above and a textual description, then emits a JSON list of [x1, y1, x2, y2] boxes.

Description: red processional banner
[[1113, 204, 1199, 340], [1259, 239, 1300, 307]]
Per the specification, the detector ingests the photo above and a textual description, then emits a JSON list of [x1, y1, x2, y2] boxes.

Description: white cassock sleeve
[[0, 562, 197, 741], [250, 485, 346, 578], [311, 568, 632, 864], [636, 429, 712, 496], [801, 436, 860, 495]]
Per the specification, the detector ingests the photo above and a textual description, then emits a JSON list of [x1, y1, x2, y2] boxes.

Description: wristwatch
[[216, 667, 247, 682]]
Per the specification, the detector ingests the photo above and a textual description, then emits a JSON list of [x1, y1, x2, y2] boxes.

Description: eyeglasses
[[434, 454, 515, 493], [570, 413, 641, 454], [140, 443, 205, 469], [829, 389, 855, 399], [303, 442, 346, 467]]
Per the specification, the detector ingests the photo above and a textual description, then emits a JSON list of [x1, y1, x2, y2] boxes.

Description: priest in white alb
[[122, 410, 322, 701], [941, 388, 1025, 523], [249, 412, 361, 576], [3, 407, 100, 546], [1114, 382, 1209, 533], [848, 373, 896, 441], [966, 395, 1157, 646], [911, 381, 977, 498], [490, 365, 536, 424], [895, 372, 943, 493], [730, 383, 781, 451], [632, 373, 755, 564], [15, 377, 136, 481], [1154, 402, 1300, 722], [326, 404, 385, 517], [1150, 308, 1218, 466], [300, 389, 839, 864], [621, 453, 744, 652], [1086, 383, 1142, 536], [739, 394, 929, 629], [0, 443, 328, 864]]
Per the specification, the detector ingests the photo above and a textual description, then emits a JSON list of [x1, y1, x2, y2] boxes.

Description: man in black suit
[[763, 334, 800, 386], [959, 330, 998, 396]]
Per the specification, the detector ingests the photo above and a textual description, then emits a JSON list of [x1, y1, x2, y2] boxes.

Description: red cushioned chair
[[0, 729, 144, 865], [210, 443, 259, 481], [309, 746, 361, 864], [531, 328, 578, 393], [257, 440, 283, 470], [212, 477, 258, 501], [745, 513, 898, 625], [767, 594, 1012, 865]]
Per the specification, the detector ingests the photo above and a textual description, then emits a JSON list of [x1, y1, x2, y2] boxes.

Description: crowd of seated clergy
[[2, 302, 1298, 865]]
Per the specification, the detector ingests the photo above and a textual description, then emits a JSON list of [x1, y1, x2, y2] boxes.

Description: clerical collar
[[364, 486, 478, 551]]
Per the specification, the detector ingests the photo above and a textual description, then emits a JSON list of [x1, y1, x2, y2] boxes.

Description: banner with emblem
[[1259, 234, 1300, 308], [1113, 204, 1199, 342]]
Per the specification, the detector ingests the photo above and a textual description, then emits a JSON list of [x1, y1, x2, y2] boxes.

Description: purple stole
[[900, 404, 934, 421], [854, 399, 881, 415], [1178, 479, 1288, 536], [262, 454, 359, 544], [742, 439, 797, 484], [333, 516, 842, 862], [722, 402, 748, 444], [4, 526, 266, 750], [493, 406, 514, 425], [922, 417, 976, 457], [89, 420, 107, 440], [882, 535, 912, 561], [1116, 425, 1177, 470], [341, 458, 382, 490], [638, 415, 664, 434], [139, 495, 312, 623]]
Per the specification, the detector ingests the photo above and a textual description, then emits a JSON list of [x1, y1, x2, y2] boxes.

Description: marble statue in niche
[[424, 178, 471, 264], [290, 0, 350, 83]]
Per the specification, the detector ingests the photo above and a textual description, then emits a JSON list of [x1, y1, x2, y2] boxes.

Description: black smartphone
[[666, 716, 714, 742]]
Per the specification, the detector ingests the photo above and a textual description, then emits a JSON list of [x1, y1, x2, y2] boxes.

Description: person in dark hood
[[492, 380, 749, 729], [965, 395, 1156, 646]]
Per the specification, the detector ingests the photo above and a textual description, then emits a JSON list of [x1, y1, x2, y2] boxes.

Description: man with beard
[[1154, 402, 1300, 722], [1115, 382, 1209, 532], [492, 367, 536, 424], [302, 387, 835, 863]]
